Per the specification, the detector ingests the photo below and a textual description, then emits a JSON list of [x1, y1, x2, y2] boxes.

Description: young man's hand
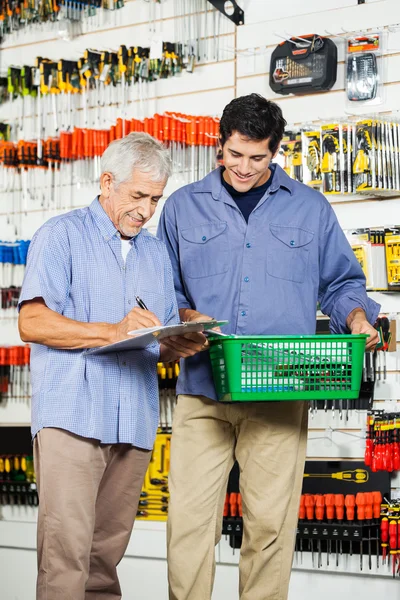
[[346, 308, 379, 351], [160, 309, 218, 360]]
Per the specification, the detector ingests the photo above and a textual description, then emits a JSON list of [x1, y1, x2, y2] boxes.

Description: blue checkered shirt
[[19, 198, 178, 449]]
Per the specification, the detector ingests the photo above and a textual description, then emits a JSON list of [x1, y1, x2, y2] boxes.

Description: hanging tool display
[[158, 361, 179, 432], [223, 460, 390, 570], [0, 0, 124, 44], [277, 131, 303, 182], [0, 113, 219, 232], [346, 33, 382, 105], [0, 346, 31, 401], [379, 497, 400, 577], [280, 117, 400, 197], [0, 241, 30, 289], [385, 227, 400, 288], [346, 229, 400, 292], [0, 454, 37, 506], [137, 431, 171, 521], [269, 34, 337, 95], [365, 412, 400, 473]]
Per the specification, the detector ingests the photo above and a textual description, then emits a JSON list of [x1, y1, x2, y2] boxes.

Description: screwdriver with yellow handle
[[304, 469, 368, 483]]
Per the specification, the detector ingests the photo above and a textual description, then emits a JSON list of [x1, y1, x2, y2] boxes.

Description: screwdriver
[[356, 492, 365, 570], [325, 493, 335, 566], [305, 494, 316, 566], [335, 493, 345, 566], [381, 514, 389, 564], [372, 491, 382, 568], [345, 494, 355, 556], [389, 518, 398, 576], [364, 492, 373, 570], [315, 494, 325, 568]]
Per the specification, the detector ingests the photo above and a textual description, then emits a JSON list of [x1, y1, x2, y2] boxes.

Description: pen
[[135, 296, 148, 311]]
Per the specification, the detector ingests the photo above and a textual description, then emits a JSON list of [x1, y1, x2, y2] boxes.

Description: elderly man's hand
[[347, 309, 379, 352], [114, 307, 161, 343]]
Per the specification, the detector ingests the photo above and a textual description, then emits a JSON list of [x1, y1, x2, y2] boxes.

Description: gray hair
[[100, 131, 172, 185]]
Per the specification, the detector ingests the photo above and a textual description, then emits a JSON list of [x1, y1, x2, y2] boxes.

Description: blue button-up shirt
[[19, 198, 178, 449], [157, 165, 380, 401]]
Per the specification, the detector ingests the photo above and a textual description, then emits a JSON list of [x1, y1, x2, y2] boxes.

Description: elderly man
[[18, 132, 205, 600]]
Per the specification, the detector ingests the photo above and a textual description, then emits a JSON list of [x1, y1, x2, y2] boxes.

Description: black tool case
[[269, 34, 337, 95]]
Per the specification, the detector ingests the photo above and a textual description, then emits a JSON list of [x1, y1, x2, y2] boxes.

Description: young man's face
[[220, 131, 278, 192], [100, 169, 167, 238]]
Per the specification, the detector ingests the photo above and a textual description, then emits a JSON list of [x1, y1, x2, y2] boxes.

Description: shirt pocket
[[267, 224, 314, 283], [180, 221, 229, 279]]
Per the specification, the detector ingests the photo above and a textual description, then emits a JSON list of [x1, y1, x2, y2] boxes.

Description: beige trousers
[[33, 427, 151, 600], [167, 395, 308, 600]]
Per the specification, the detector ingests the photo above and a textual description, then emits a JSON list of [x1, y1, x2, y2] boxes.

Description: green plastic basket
[[208, 335, 367, 402]]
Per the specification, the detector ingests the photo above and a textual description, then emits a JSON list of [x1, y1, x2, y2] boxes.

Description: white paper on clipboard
[[86, 320, 228, 355]]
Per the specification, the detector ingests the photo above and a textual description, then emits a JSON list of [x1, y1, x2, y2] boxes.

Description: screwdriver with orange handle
[[315, 494, 325, 568], [356, 492, 365, 570], [345, 494, 355, 556], [229, 492, 238, 518], [298, 494, 305, 563], [325, 494, 335, 565], [364, 492, 374, 570], [304, 494, 316, 566], [371, 491, 382, 569], [334, 493, 344, 565]]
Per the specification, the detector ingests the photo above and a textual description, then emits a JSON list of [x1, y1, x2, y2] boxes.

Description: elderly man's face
[[100, 169, 167, 238]]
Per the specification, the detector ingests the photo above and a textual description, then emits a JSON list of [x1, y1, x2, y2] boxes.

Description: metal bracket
[[207, 1, 245, 26]]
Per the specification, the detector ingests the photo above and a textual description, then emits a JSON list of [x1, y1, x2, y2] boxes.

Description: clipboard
[[86, 320, 228, 355]]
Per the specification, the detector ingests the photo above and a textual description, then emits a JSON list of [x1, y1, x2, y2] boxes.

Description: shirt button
[[246, 243, 251, 248], [290, 240, 295, 246], [128, 299, 131, 305], [122, 361, 127, 366], [244, 276, 249, 282], [202, 236, 207, 241], [241, 310, 247, 317]]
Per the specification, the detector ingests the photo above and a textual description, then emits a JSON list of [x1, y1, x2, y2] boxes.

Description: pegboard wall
[[1, 1, 400, 599]]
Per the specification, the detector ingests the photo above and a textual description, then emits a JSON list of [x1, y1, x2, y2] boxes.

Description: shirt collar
[[89, 196, 151, 242], [192, 164, 293, 200]]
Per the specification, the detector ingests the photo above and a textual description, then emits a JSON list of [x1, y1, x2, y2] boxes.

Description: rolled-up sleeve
[[157, 197, 192, 310], [18, 222, 71, 314], [318, 202, 380, 333]]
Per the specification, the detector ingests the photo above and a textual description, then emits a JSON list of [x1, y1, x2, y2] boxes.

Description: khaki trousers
[[167, 395, 308, 600], [33, 427, 151, 600]]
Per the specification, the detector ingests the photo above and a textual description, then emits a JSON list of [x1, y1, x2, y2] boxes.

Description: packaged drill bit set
[[346, 33, 384, 108], [345, 228, 388, 291]]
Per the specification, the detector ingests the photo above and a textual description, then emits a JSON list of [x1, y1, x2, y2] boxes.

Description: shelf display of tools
[[277, 118, 400, 198], [0, 345, 31, 401], [0, 113, 219, 236], [0, 0, 125, 44], [365, 411, 400, 473], [0, 454, 37, 506]]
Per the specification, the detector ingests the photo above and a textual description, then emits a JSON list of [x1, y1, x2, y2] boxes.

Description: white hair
[[100, 131, 172, 185]]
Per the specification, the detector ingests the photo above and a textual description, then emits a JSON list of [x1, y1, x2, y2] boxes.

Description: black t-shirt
[[221, 164, 275, 223]]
